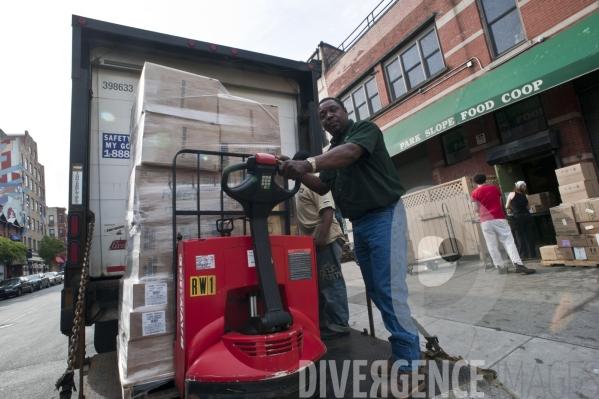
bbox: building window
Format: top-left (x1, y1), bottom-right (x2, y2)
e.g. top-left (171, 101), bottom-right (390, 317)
top-left (37, 220), bottom-right (40, 232)
top-left (59, 229), bottom-right (64, 237)
top-left (28, 145), bottom-right (32, 154)
top-left (342, 77), bottom-right (382, 122)
top-left (28, 237), bottom-right (31, 248)
top-left (495, 95), bottom-right (547, 143)
top-left (49, 215), bottom-right (54, 226)
top-left (33, 151), bottom-right (36, 160)
top-left (24, 158), bottom-right (28, 170)
top-left (385, 28), bottom-right (444, 101)
top-left (442, 127), bottom-right (471, 165)
top-left (59, 214), bottom-right (63, 224)
top-left (21, 153), bottom-right (24, 165)
top-left (50, 229), bottom-right (55, 237)
top-left (33, 239), bottom-right (36, 250)
top-left (26, 195), bottom-right (30, 208)
top-left (479, 0), bottom-right (525, 56)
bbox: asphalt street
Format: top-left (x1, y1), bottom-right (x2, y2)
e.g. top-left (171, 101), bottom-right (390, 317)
top-left (0, 283), bottom-right (94, 399)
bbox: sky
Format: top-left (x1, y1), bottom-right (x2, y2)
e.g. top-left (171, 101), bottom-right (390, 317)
top-left (0, 0), bottom-right (383, 209)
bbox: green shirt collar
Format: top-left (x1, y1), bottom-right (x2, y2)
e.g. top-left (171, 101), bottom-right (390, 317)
top-left (330, 119), bottom-right (354, 147)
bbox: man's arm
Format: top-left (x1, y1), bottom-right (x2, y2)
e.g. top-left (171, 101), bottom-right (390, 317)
top-left (316, 207), bottom-right (334, 252)
top-left (279, 143), bottom-right (365, 183)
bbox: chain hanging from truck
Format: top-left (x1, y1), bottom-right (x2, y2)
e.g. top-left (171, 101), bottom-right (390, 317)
top-left (55, 214), bottom-right (95, 399)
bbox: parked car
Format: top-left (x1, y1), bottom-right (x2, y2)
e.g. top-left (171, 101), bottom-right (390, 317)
top-left (0, 277), bottom-right (34, 298)
top-left (45, 272), bottom-right (63, 285)
top-left (26, 273), bottom-right (50, 290)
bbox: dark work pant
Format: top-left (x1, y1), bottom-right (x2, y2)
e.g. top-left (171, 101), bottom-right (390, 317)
top-left (514, 213), bottom-right (535, 258)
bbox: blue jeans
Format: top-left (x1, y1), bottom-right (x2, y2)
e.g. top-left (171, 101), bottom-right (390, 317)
top-left (352, 199), bottom-right (420, 370)
top-left (316, 238), bottom-right (350, 332)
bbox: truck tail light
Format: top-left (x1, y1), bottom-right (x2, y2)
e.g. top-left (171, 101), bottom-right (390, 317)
top-left (69, 242), bottom-right (80, 264)
top-left (69, 215), bottom-right (79, 236)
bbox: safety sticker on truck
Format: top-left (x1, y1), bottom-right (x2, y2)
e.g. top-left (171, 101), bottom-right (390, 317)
top-left (196, 255), bottom-right (215, 270)
top-left (102, 133), bottom-right (130, 159)
top-left (190, 276), bottom-right (216, 297)
top-left (247, 250), bottom-right (255, 267)
top-left (145, 283), bottom-right (168, 306)
top-left (142, 310), bottom-right (166, 336)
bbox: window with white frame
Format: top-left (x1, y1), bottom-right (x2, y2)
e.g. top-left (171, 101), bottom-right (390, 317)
top-left (50, 229), bottom-right (55, 237)
top-left (385, 27), bottom-right (444, 101)
top-left (342, 77), bottom-right (382, 122)
top-left (478, 0), bottom-right (525, 57)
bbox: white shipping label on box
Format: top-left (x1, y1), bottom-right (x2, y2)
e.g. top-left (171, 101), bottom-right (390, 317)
top-left (574, 247), bottom-right (587, 260)
top-left (142, 311), bottom-right (166, 336)
top-left (145, 283), bottom-right (168, 306)
top-left (247, 250), bottom-right (255, 267)
top-left (196, 255), bottom-right (215, 270)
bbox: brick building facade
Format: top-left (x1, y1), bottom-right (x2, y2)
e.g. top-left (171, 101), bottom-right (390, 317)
top-left (312, 0), bottom-right (599, 249)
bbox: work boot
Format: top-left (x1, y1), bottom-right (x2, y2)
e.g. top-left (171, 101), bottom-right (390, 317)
top-left (496, 266), bottom-right (507, 275)
top-left (376, 367), bottom-right (426, 398)
top-left (513, 263), bottom-right (536, 274)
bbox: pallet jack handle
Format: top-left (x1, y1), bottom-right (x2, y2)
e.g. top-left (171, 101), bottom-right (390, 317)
top-left (221, 153), bottom-right (300, 334)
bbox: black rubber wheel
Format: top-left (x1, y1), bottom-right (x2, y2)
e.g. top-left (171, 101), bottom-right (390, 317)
top-left (29, 286), bottom-right (34, 293)
top-left (17, 288), bottom-right (22, 297)
top-left (94, 320), bottom-right (118, 354)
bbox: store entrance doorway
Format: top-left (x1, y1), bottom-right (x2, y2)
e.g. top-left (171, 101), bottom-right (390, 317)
top-left (494, 153), bottom-right (559, 256)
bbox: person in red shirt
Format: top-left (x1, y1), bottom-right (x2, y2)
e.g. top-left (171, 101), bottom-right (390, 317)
top-left (470, 173), bottom-right (535, 274)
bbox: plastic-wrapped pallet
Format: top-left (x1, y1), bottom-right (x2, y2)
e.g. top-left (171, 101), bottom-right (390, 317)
top-left (119, 62), bottom-right (286, 389)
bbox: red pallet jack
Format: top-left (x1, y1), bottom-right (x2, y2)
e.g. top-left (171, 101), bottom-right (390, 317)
top-left (174, 153), bottom-right (326, 398)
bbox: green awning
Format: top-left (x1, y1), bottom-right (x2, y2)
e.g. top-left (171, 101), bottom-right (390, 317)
top-left (384, 11), bottom-right (599, 156)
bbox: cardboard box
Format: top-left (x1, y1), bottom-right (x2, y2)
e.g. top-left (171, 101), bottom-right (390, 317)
top-left (218, 95), bottom-right (281, 154)
top-left (555, 162), bottom-right (598, 186)
top-left (121, 279), bottom-right (174, 310)
top-left (127, 165), bottom-right (245, 226)
top-left (572, 198), bottom-right (599, 222)
top-left (121, 306), bottom-right (174, 341)
top-left (585, 246), bottom-right (599, 261)
top-left (579, 222), bottom-right (599, 234)
top-left (131, 112), bottom-right (222, 171)
top-left (587, 234), bottom-right (599, 246)
top-left (555, 235), bottom-right (588, 247)
top-left (559, 180), bottom-right (599, 203)
top-left (118, 331), bottom-right (174, 382)
top-left (527, 192), bottom-right (557, 213)
top-left (132, 62), bottom-right (220, 124)
top-left (540, 245), bottom-right (575, 261)
top-left (573, 247), bottom-right (587, 260)
top-left (549, 204), bottom-right (580, 235)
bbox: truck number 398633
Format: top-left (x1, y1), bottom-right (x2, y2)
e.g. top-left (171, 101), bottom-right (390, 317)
top-left (102, 81), bottom-right (134, 92)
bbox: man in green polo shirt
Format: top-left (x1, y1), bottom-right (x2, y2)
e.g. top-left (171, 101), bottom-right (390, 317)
top-left (279, 97), bottom-right (423, 398)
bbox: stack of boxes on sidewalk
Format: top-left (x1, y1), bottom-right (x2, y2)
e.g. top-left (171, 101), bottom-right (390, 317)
top-left (541, 162), bottom-right (599, 262)
top-left (118, 63), bottom-right (286, 387)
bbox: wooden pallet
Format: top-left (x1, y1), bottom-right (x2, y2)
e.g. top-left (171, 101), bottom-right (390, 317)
top-left (541, 260), bottom-right (599, 267)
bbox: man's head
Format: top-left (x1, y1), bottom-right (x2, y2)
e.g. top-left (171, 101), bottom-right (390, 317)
top-left (318, 97), bottom-right (349, 137)
top-left (473, 173), bottom-right (487, 185)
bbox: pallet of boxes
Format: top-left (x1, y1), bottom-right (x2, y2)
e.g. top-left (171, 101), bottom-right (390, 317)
top-left (542, 162), bottom-right (599, 267)
top-left (117, 63), bottom-right (289, 395)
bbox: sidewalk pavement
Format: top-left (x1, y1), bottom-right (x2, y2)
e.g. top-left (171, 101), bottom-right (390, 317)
top-left (342, 257), bottom-right (599, 399)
